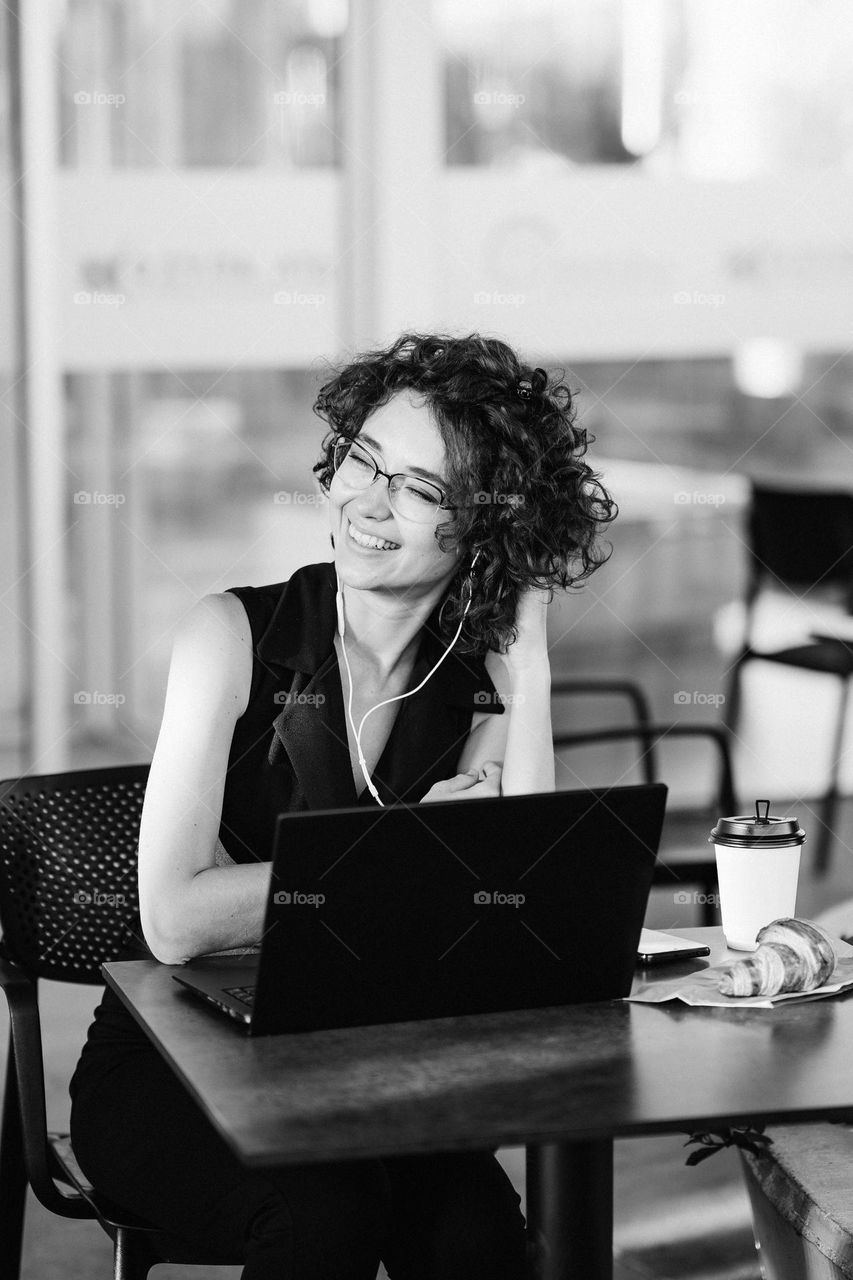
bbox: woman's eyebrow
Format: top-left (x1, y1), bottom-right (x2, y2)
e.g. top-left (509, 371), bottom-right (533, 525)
top-left (359, 433), bottom-right (448, 487)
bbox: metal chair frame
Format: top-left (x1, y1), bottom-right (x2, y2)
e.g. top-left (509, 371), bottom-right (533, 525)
top-left (553, 722), bottom-right (736, 927)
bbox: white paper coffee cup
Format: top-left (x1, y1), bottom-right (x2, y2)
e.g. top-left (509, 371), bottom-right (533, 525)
top-left (709, 801), bottom-right (806, 951)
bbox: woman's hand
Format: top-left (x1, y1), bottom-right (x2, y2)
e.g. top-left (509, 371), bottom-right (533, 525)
top-left (420, 760), bottom-right (502, 803)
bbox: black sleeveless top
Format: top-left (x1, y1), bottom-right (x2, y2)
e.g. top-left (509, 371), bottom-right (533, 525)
top-left (71, 562), bottom-right (502, 1076)
top-left (218, 561), bottom-right (503, 862)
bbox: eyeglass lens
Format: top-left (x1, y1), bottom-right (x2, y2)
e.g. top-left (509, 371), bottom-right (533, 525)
top-left (333, 438), bottom-right (445, 522)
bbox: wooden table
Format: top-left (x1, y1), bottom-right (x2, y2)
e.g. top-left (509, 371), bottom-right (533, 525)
top-left (103, 928), bottom-right (853, 1280)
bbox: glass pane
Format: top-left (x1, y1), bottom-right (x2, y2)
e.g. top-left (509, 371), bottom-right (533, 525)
top-left (439, 0), bottom-right (630, 167)
top-left (57, 0), bottom-right (346, 168)
top-left (667, 0), bottom-right (853, 178)
top-left (66, 369), bottom-right (332, 743)
top-left (439, 0), bottom-right (853, 176)
top-left (547, 351), bottom-right (853, 789)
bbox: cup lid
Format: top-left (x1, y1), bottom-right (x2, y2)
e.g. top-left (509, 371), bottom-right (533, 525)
top-left (709, 799), bottom-right (806, 847)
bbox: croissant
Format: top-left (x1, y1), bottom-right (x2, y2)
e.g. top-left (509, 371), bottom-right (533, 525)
top-left (717, 918), bottom-right (836, 998)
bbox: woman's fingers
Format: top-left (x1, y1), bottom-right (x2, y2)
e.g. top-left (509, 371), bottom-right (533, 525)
top-left (419, 763), bottom-right (503, 803)
top-left (471, 761), bottom-right (502, 798)
top-left (477, 760), bottom-right (502, 780)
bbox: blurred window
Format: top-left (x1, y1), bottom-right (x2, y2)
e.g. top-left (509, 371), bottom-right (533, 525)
top-left (66, 368), bottom-right (331, 740)
top-left (58, 0), bottom-right (346, 168)
top-left (55, 0), bottom-right (346, 753)
top-left (438, 0), bottom-right (853, 177)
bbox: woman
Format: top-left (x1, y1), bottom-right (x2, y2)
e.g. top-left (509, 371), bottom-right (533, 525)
top-left (69, 332), bottom-right (615, 1279)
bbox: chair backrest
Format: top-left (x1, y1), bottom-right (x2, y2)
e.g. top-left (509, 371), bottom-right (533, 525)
top-left (552, 723), bottom-right (736, 817)
top-left (0, 764), bottom-right (150, 983)
top-left (749, 484), bottom-right (853, 595)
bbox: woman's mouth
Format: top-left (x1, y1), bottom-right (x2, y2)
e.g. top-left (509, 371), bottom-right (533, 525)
top-left (346, 519), bottom-right (400, 551)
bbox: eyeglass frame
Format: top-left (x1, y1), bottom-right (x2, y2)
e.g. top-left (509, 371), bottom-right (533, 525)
top-left (331, 434), bottom-right (455, 517)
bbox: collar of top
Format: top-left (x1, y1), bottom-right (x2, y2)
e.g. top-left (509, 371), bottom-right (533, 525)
top-left (256, 560), bottom-right (500, 711)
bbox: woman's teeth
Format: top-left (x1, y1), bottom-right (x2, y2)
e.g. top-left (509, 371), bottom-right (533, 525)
top-left (347, 522), bottom-right (400, 551)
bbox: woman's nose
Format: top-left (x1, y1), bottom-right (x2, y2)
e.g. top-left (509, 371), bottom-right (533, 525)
top-left (350, 475), bottom-right (393, 519)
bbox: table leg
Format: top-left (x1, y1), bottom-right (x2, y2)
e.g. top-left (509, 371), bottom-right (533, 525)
top-left (525, 1139), bottom-right (613, 1280)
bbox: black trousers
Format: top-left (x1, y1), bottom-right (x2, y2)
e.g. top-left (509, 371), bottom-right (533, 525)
top-left (70, 1044), bottom-right (528, 1280)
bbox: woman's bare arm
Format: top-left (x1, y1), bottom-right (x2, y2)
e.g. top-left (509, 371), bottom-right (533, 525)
top-left (491, 654), bottom-right (554, 794)
top-left (138, 592), bottom-right (274, 965)
top-left (421, 589), bottom-right (556, 802)
top-left (495, 586), bottom-right (555, 794)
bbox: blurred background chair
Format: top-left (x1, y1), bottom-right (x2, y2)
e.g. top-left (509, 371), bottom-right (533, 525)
top-left (0, 763), bottom-right (242, 1280)
top-left (553, 718), bottom-right (736, 927)
top-left (550, 677), bottom-right (654, 737)
top-left (725, 483), bottom-right (853, 877)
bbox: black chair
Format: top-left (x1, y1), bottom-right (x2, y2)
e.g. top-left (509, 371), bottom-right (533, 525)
top-left (553, 722), bottom-right (736, 926)
top-left (0, 763), bottom-right (242, 1280)
top-left (725, 483), bottom-right (853, 875)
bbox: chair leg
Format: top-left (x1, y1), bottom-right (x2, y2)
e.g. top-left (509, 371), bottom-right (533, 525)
top-left (723, 651), bottom-right (748, 742)
top-left (815, 676), bottom-right (851, 878)
top-left (113, 1227), bottom-right (159, 1280)
top-left (0, 1039), bottom-right (27, 1280)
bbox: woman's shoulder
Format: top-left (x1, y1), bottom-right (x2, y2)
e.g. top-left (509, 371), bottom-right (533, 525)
top-left (223, 563), bottom-right (335, 644)
top-left (167, 593), bottom-right (254, 712)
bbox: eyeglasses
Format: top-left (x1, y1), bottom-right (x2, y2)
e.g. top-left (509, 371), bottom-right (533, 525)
top-left (332, 436), bottom-right (452, 524)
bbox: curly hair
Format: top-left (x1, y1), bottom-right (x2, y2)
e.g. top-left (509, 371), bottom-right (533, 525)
top-left (312, 332), bottom-right (616, 656)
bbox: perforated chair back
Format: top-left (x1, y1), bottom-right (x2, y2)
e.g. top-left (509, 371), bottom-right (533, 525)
top-left (0, 764), bottom-right (150, 983)
top-left (749, 485), bottom-right (853, 594)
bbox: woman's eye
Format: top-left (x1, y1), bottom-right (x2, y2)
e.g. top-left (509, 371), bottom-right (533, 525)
top-left (405, 484), bottom-right (440, 505)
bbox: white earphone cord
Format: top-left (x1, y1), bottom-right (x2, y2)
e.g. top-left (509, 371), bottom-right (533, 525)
top-left (336, 556), bottom-right (479, 806)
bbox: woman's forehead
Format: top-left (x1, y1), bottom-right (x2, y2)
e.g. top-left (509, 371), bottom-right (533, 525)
top-left (361, 392), bottom-right (447, 470)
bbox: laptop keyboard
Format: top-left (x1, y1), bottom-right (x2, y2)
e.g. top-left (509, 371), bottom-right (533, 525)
top-left (224, 985), bottom-right (256, 1008)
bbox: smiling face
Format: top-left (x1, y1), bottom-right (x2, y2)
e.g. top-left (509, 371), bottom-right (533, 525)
top-left (328, 390), bottom-right (462, 605)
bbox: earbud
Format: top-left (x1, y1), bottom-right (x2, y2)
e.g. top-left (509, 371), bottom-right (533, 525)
top-left (336, 581), bottom-right (346, 637)
top-left (462, 549), bottom-right (482, 615)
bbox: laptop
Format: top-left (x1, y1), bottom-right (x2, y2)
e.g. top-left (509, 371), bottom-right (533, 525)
top-left (173, 783), bottom-right (667, 1035)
